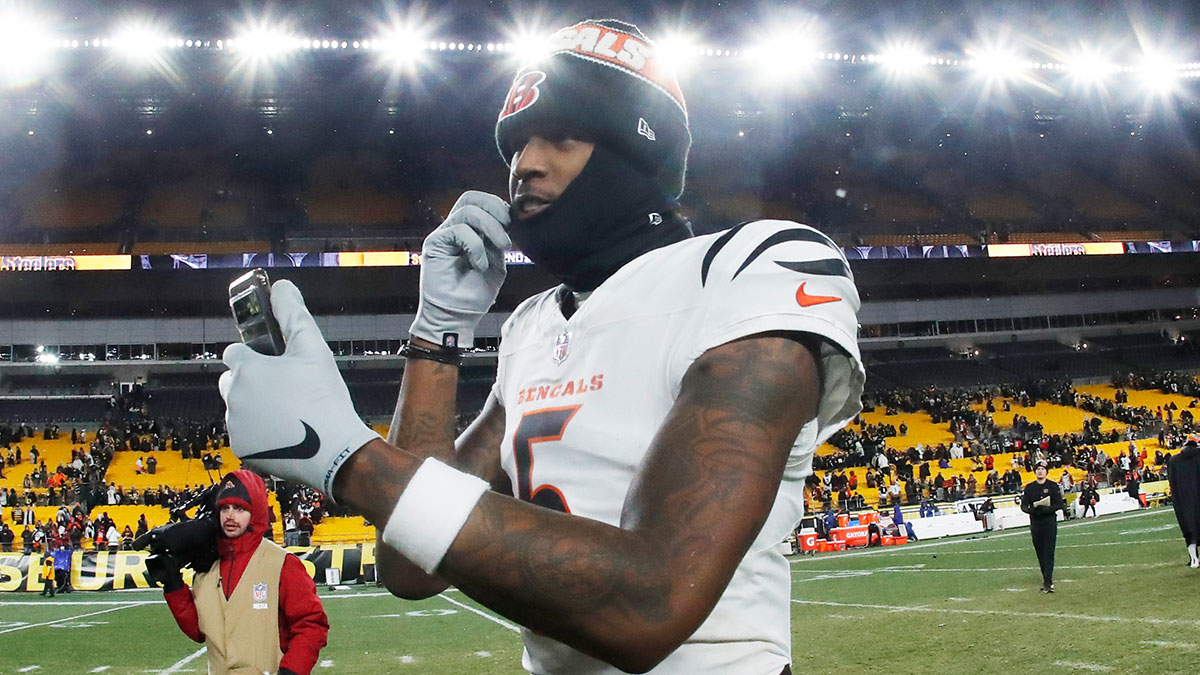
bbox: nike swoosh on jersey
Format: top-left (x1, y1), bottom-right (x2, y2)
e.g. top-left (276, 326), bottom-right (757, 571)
top-left (241, 421), bottom-right (320, 460)
top-left (795, 282), bottom-right (842, 307)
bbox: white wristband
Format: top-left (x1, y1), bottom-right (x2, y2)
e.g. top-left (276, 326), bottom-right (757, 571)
top-left (381, 457), bottom-right (489, 574)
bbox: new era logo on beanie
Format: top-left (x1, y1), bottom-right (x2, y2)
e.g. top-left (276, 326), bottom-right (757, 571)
top-left (496, 19), bottom-right (691, 198)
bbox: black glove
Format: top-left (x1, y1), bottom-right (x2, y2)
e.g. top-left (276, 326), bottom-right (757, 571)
top-left (145, 552), bottom-right (184, 593)
top-left (279, 669), bottom-right (298, 675)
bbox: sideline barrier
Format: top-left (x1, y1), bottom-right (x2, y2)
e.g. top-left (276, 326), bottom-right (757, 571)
top-left (907, 512), bottom-right (984, 540)
top-left (0, 542), bottom-right (380, 592)
top-left (1071, 490), bottom-right (1142, 519)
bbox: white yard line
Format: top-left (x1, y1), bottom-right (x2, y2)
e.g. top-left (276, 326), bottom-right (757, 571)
top-left (1140, 640), bottom-right (1197, 648)
top-left (316, 591), bottom-right (398, 599)
top-left (917, 538), bottom-right (1176, 555)
top-left (793, 561), bottom-right (1172, 576)
top-left (790, 509), bottom-right (1173, 563)
top-left (0, 599), bottom-right (162, 606)
top-left (1053, 660), bottom-right (1112, 671)
top-left (160, 647), bottom-right (207, 675)
top-left (0, 603), bottom-right (152, 634)
top-left (438, 593), bottom-right (521, 633)
top-left (792, 598), bottom-right (1200, 627)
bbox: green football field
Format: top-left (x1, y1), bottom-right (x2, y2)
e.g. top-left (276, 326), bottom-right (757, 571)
top-left (0, 507), bottom-right (1195, 674)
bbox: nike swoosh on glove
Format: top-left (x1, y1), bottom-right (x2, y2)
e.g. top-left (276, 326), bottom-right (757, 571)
top-left (219, 280), bottom-right (380, 498)
top-left (409, 191), bottom-right (511, 349)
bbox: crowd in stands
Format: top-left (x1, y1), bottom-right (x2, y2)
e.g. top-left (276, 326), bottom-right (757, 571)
top-left (809, 372), bottom-right (1198, 511)
top-left (0, 501), bottom-right (150, 556)
top-left (5, 367), bottom-right (1198, 559)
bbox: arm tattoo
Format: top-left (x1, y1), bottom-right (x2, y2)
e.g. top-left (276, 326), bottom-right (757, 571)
top-left (439, 335), bottom-right (820, 656)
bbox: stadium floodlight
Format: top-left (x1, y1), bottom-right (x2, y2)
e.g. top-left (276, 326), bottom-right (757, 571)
top-left (366, 7), bottom-right (438, 84)
top-left (1138, 51), bottom-right (1181, 95)
top-left (654, 30), bottom-right (702, 76)
top-left (969, 47), bottom-right (1025, 81)
top-left (111, 24), bottom-right (172, 63)
top-left (508, 28), bottom-right (551, 66)
top-left (744, 23), bottom-right (823, 84)
top-left (0, 8), bottom-right (56, 87)
top-left (375, 26), bottom-right (428, 66)
top-left (226, 15), bottom-right (303, 88)
top-left (878, 39), bottom-right (930, 78)
top-left (228, 20), bottom-right (299, 62)
top-left (1066, 45), bottom-right (1116, 86)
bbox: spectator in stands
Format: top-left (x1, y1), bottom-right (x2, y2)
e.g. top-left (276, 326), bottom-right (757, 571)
top-left (284, 513), bottom-right (299, 547)
top-left (121, 525), bottom-right (135, 550)
top-left (1059, 469), bottom-right (1074, 494)
top-left (0, 522), bottom-right (13, 551)
top-left (888, 479), bottom-right (902, 506)
top-left (147, 454), bottom-right (157, 475)
top-left (135, 514), bottom-right (149, 540)
top-left (21, 526), bottom-right (32, 554)
top-left (297, 514), bottom-right (314, 546)
top-left (1021, 460), bottom-right (1068, 593)
top-left (106, 523), bottom-right (119, 553)
top-left (150, 470), bottom-right (329, 675)
top-left (135, 457), bottom-right (146, 474)
top-left (1167, 434), bottom-right (1200, 568)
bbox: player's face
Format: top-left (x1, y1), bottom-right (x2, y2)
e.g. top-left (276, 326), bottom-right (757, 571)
top-left (509, 134), bottom-right (595, 221)
top-left (220, 503), bottom-right (252, 538)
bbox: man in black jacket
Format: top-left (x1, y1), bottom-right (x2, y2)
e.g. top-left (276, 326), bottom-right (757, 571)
top-left (1021, 460), bottom-right (1068, 592)
top-left (1167, 434), bottom-right (1200, 568)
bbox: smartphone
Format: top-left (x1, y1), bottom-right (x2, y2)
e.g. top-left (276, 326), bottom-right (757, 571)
top-left (228, 268), bottom-right (286, 356)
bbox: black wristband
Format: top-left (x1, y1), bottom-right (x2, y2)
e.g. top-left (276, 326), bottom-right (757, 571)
top-left (400, 341), bottom-right (462, 367)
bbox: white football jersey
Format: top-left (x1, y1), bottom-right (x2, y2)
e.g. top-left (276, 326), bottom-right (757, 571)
top-left (493, 220), bottom-right (865, 674)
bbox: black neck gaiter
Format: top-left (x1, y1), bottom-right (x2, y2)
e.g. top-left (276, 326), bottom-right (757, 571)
top-left (507, 145), bottom-right (692, 292)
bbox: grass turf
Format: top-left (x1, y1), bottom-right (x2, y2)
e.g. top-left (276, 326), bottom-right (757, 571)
top-left (0, 508), bottom-right (1194, 673)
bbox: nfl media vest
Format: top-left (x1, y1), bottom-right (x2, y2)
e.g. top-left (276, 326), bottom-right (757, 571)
top-left (192, 539), bottom-right (288, 675)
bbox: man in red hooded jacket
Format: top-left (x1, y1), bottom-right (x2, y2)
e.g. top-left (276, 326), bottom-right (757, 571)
top-left (159, 470), bottom-right (328, 675)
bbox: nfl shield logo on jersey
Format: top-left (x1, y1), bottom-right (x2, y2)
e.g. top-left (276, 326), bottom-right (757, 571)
top-left (253, 583), bottom-right (267, 602)
top-left (553, 331), bottom-right (571, 365)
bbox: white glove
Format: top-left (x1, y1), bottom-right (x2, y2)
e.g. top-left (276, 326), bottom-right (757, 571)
top-left (409, 191), bottom-right (511, 349)
top-left (219, 280), bottom-right (380, 498)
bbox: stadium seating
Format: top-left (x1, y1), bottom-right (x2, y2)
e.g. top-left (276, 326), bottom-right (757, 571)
top-left (309, 516), bottom-right (375, 545)
top-left (104, 446), bottom-right (240, 489)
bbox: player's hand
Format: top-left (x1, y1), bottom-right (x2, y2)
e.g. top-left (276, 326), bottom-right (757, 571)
top-left (220, 280), bottom-right (380, 497)
top-left (409, 191), bottom-right (511, 349)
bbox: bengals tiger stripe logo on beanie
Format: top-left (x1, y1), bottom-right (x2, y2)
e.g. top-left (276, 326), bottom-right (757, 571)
top-left (495, 19), bottom-right (691, 198)
top-left (216, 472), bottom-right (252, 512)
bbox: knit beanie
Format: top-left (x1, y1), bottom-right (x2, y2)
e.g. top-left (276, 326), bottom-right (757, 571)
top-left (216, 472), bottom-right (252, 512)
top-left (495, 19), bottom-right (691, 198)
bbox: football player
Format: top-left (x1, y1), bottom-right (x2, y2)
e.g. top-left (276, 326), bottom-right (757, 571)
top-left (220, 19), bottom-right (864, 674)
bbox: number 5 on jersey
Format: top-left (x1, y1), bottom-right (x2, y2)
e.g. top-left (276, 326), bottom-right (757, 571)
top-left (513, 405), bottom-right (579, 514)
